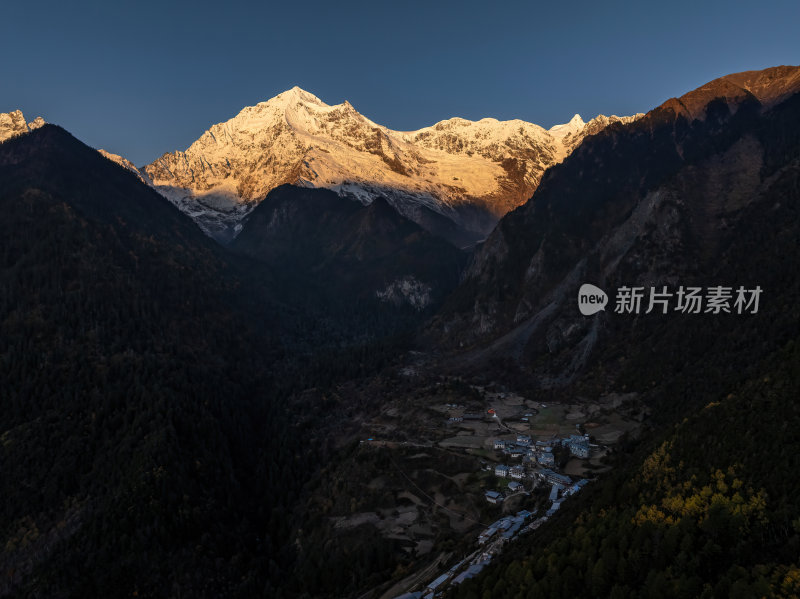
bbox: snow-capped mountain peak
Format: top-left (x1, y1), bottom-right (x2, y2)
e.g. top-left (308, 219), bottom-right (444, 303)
top-left (143, 89), bottom-right (642, 244)
top-left (0, 110), bottom-right (46, 143)
top-left (548, 113), bottom-right (585, 139)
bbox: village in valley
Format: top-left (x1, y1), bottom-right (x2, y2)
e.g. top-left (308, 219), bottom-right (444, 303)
top-left (393, 398), bottom-right (602, 598)
top-left (338, 380), bottom-right (646, 599)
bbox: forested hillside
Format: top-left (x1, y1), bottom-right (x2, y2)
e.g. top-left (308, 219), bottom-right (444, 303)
top-left (440, 67), bottom-right (800, 599)
top-left (0, 126), bottom-right (415, 597)
top-left (450, 339), bottom-right (800, 598)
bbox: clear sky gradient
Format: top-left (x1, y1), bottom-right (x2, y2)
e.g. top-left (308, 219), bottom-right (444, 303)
top-left (2, 0), bottom-right (798, 165)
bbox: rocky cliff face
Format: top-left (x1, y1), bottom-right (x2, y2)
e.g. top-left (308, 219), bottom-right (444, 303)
top-left (428, 65), bottom-right (800, 386)
top-left (143, 88), bottom-right (640, 244)
top-left (0, 111), bottom-right (45, 142)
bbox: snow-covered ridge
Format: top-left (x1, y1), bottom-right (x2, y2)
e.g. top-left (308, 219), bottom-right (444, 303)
top-left (98, 149), bottom-right (153, 185)
top-left (142, 89), bottom-right (642, 244)
top-left (0, 110), bottom-right (45, 143)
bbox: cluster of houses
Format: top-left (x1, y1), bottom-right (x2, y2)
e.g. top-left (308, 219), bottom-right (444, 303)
top-left (484, 433), bottom-right (593, 505)
top-left (405, 558), bottom-right (492, 599)
top-left (493, 464), bottom-right (526, 479)
top-left (398, 510), bottom-right (536, 598)
top-left (561, 433), bottom-right (591, 458)
top-left (483, 477), bottom-right (525, 504)
top-left (494, 433), bottom-right (590, 462)
top-left (396, 431), bottom-right (595, 599)
top-left (477, 510), bottom-right (534, 545)
top-left (543, 478), bottom-right (590, 516)
top-left (406, 484), bottom-right (592, 597)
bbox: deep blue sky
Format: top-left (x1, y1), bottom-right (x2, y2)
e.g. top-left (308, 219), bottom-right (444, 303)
top-left (3, 0), bottom-right (798, 166)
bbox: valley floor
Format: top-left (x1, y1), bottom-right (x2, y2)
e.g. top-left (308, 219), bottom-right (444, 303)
top-left (290, 359), bottom-right (646, 598)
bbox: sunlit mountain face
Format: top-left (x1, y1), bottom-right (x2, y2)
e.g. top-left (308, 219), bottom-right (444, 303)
top-left (142, 87), bottom-right (641, 245)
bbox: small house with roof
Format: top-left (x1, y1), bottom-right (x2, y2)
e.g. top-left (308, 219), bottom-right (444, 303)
top-left (506, 446), bottom-right (525, 459)
top-left (537, 452), bottom-right (555, 467)
top-left (485, 490), bottom-right (504, 504)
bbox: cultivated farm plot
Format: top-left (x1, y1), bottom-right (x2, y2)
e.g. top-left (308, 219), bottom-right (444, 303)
top-left (439, 436), bottom-right (487, 449)
top-left (585, 412), bottom-right (641, 444)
